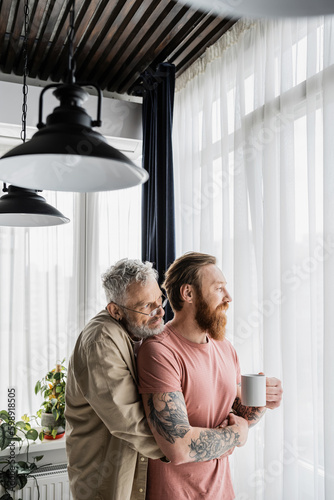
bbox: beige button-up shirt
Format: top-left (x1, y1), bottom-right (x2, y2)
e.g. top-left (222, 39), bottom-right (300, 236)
top-left (65, 309), bottom-right (163, 500)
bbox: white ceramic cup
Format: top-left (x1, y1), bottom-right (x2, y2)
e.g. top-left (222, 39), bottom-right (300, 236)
top-left (241, 374), bottom-right (266, 407)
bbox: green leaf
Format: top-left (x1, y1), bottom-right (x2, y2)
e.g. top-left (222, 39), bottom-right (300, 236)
top-left (56, 385), bottom-right (62, 393)
top-left (15, 421), bottom-right (26, 430)
top-left (39, 431), bottom-right (44, 442)
top-left (17, 460), bottom-right (29, 468)
top-left (0, 424), bottom-right (15, 450)
top-left (34, 380), bottom-right (41, 395)
top-left (53, 372), bottom-right (61, 380)
top-left (51, 428), bottom-right (58, 439)
top-left (26, 429), bottom-right (38, 441)
top-left (15, 474), bottom-right (27, 489)
top-left (33, 455), bottom-right (43, 462)
top-left (0, 410), bottom-right (9, 422)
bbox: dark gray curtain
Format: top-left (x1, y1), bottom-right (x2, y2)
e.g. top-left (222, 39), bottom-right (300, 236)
top-left (140, 62), bottom-right (176, 321)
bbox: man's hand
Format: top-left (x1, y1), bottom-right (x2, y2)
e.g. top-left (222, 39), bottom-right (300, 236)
top-left (227, 413), bottom-right (249, 447)
top-left (263, 375), bottom-right (283, 409)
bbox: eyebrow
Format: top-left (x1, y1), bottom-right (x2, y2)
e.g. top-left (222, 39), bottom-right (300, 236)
top-left (132, 293), bottom-right (163, 309)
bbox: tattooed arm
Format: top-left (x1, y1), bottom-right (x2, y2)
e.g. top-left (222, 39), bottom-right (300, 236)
top-left (141, 391), bottom-right (249, 465)
top-left (232, 377), bottom-right (283, 427)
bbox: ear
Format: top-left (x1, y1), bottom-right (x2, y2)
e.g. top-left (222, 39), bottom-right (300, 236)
top-left (179, 284), bottom-right (194, 304)
top-left (107, 303), bottom-right (123, 321)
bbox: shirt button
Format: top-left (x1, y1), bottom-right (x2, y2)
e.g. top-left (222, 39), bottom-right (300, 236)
top-left (139, 488), bottom-right (144, 493)
top-left (140, 457), bottom-right (145, 462)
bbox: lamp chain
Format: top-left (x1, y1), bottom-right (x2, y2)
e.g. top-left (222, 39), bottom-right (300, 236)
top-left (21, 0), bottom-right (30, 144)
top-left (67, 0), bottom-right (76, 83)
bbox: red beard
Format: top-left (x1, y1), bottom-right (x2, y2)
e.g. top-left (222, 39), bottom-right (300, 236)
top-left (194, 292), bottom-right (228, 341)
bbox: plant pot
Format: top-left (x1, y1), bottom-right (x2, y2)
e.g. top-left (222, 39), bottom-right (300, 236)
top-left (40, 412), bottom-right (65, 439)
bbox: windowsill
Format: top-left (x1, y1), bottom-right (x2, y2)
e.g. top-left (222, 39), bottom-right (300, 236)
top-left (0, 430), bottom-right (66, 453)
top-left (0, 430), bottom-right (67, 467)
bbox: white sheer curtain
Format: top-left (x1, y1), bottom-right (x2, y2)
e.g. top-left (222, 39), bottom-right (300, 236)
top-left (173, 16), bottom-right (334, 500)
top-left (0, 186), bottom-right (142, 420)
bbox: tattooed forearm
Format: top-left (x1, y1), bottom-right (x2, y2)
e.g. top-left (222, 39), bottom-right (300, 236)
top-left (147, 392), bottom-right (190, 443)
top-left (189, 427), bottom-right (241, 462)
top-left (232, 396), bottom-right (266, 427)
top-left (145, 391), bottom-right (247, 464)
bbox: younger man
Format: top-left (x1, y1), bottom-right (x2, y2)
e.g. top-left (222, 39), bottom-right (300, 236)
top-left (138, 252), bottom-right (282, 500)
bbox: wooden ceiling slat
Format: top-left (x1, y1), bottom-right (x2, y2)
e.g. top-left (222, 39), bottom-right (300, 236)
top-left (28, 0), bottom-right (68, 78)
top-left (3, 0), bottom-right (25, 74)
top-left (73, 0), bottom-right (140, 81)
top-left (66, 0), bottom-right (111, 64)
top-left (89, 0), bottom-right (171, 88)
top-left (37, 0), bottom-right (72, 80)
top-left (108, 1), bottom-right (190, 93)
top-left (16, 0), bottom-right (46, 74)
top-left (39, 0), bottom-right (88, 82)
top-left (0, 0), bottom-right (18, 71)
top-left (51, 0), bottom-right (115, 82)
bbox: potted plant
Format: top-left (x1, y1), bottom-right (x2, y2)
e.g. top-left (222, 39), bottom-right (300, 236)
top-left (34, 360), bottom-right (67, 440)
top-left (0, 410), bottom-right (44, 500)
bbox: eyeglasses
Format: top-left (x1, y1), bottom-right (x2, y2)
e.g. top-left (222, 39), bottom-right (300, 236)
top-left (114, 295), bottom-right (168, 318)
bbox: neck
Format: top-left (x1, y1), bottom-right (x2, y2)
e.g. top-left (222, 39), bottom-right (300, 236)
top-left (169, 314), bottom-right (207, 344)
top-left (128, 332), bottom-right (142, 342)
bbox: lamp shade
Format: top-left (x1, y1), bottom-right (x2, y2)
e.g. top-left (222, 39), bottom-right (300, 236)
top-left (0, 185), bottom-right (70, 227)
top-left (0, 85), bottom-right (149, 193)
top-left (177, 0), bottom-right (334, 17)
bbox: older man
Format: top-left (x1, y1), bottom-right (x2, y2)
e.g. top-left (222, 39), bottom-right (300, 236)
top-left (138, 252), bottom-right (283, 500)
top-left (65, 259), bottom-right (165, 500)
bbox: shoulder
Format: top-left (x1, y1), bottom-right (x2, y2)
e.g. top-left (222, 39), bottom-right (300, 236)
top-left (78, 309), bottom-right (130, 349)
top-left (70, 311), bottom-right (135, 376)
top-left (139, 326), bottom-right (180, 355)
top-left (137, 327), bottom-right (181, 365)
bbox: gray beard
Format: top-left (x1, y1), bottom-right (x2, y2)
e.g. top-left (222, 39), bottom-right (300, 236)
top-left (122, 315), bottom-right (165, 339)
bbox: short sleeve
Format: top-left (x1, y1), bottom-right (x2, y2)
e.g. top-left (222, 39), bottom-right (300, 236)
top-left (137, 339), bottom-right (182, 394)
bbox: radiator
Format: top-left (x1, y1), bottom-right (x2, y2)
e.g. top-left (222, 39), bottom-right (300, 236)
top-left (11, 463), bottom-right (73, 500)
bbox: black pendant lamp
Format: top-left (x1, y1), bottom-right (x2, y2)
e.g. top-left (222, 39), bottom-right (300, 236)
top-left (0, 185), bottom-right (70, 227)
top-left (0, 0), bottom-right (69, 227)
top-left (0, 0), bottom-right (148, 193)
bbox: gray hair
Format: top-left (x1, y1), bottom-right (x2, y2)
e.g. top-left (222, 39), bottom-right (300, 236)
top-left (101, 258), bottom-right (158, 304)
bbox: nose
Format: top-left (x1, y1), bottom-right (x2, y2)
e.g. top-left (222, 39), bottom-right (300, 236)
top-left (156, 304), bottom-right (165, 317)
top-left (224, 288), bottom-right (232, 303)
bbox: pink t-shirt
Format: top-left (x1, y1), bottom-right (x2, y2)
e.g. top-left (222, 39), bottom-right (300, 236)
top-left (137, 323), bottom-right (241, 500)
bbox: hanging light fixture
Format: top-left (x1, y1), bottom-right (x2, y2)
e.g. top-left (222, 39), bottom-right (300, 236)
top-left (0, 0), bottom-right (148, 193)
top-left (0, 185), bottom-right (70, 227)
top-left (175, 0), bottom-right (334, 17)
top-left (0, 0), bottom-right (69, 227)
